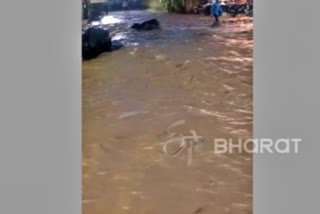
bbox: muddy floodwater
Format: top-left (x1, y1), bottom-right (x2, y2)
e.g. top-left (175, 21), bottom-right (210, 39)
top-left (83, 10), bottom-right (253, 214)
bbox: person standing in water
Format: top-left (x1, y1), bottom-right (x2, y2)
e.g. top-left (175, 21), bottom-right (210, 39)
top-left (211, 0), bottom-right (223, 26)
top-left (123, 0), bottom-right (129, 14)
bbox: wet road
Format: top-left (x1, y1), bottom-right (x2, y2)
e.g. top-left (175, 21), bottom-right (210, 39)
top-left (83, 10), bottom-right (253, 214)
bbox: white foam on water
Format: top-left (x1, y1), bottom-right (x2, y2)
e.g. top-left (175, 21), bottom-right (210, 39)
top-left (119, 111), bottom-right (148, 119)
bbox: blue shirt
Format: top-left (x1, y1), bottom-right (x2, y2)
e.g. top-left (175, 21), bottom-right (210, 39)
top-left (211, 2), bottom-right (222, 16)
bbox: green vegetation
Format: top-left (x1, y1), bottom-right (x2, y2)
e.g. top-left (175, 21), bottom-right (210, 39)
top-left (161, 0), bottom-right (185, 12)
top-left (147, 0), bottom-right (165, 11)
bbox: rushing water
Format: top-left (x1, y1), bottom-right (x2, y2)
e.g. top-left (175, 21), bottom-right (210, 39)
top-left (83, 10), bottom-right (253, 214)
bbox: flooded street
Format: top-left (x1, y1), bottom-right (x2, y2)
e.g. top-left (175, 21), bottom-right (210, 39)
top-left (83, 10), bottom-right (253, 214)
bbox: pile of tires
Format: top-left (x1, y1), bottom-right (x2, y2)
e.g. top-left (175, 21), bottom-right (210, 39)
top-left (228, 4), bottom-right (245, 17)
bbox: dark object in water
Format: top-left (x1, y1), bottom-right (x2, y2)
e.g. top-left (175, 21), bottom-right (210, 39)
top-left (82, 27), bottom-right (112, 59)
top-left (131, 19), bottom-right (160, 31)
top-left (90, 8), bottom-right (107, 21)
top-left (229, 4), bottom-right (253, 17)
top-left (110, 40), bottom-right (123, 51)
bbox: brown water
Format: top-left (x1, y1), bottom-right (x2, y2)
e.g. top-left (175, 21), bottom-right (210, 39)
top-left (83, 10), bottom-right (253, 214)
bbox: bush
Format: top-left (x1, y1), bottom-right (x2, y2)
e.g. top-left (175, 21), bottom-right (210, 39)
top-left (161, 0), bottom-right (185, 12)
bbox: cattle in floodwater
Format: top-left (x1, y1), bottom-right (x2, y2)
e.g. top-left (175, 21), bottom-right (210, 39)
top-left (131, 19), bottom-right (160, 31)
top-left (82, 27), bottom-right (112, 59)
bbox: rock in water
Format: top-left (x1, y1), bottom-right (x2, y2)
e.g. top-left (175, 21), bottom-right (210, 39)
top-left (82, 27), bottom-right (112, 59)
top-left (131, 19), bottom-right (160, 31)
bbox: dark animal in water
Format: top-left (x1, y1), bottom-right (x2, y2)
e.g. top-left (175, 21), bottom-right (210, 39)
top-left (131, 19), bottom-right (160, 31)
top-left (82, 27), bottom-right (112, 59)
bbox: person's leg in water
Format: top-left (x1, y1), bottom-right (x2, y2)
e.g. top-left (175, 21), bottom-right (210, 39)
top-left (211, 14), bottom-right (219, 26)
top-left (214, 14), bottom-right (219, 24)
